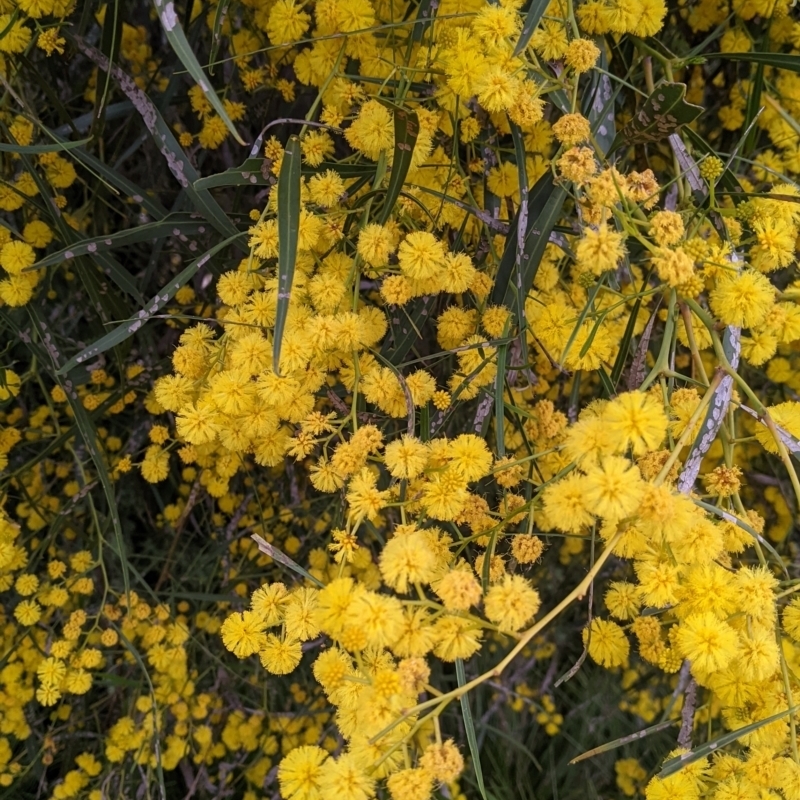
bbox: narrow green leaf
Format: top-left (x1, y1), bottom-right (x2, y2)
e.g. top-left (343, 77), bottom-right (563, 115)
top-left (570, 719), bottom-right (678, 764)
top-left (508, 120), bottom-right (530, 367)
top-left (410, 0), bottom-right (437, 45)
top-left (610, 282), bottom-right (642, 387)
top-left (92, 0), bottom-right (122, 138)
top-left (513, 0), bottom-right (550, 57)
top-left (208, 0), bottom-right (232, 74)
top-left (742, 61), bottom-right (764, 156)
top-left (658, 704), bottom-right (800, 780)
top-left (26, 308), bottom-right (131, 605)
top-left (379, 108), bottom-right (419, 225)
top-left (73, 37), bottom-right (244, 248)
top-left (194, 158), bottom-right (271, 190)
top-left (151, 0), bottom-right (245, 144)
top-left (31, 215), bottom-right (211, 269)
top-left (677, 326), bottom-right (739, 493)
top-left (490, 172), bottom-right (560, 307)
top-left (0, 137), bottom-right (91, 154)
top-left (380, 295), bottom-right (437, 365)
top-left (611, 82), bottom-right (703, 150)
top-left (501, 180), bottom-right (568, 311)
top-left (56, 233), bottom-right (243, 376)
top-left (251, 534), bottom-right (324, 587)
top-left (585, 42), bottom-right (618, 156)
top-left (274, 136), bottom-right (302, 376)
top-left (707, 51), bottom-right (800, 74)
top-left (456, 659), bottom-right (488, 800)
top-left (495, 339), bottom-right (508, 459)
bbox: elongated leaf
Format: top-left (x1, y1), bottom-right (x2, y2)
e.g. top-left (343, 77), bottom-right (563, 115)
top-left (658, 704), bottom-right (800, 780)
top-left (0, 137), bottom-right (91, 154)
top-left (274, 137), bottom-right (302, 376)
top-left (73, 38), bottom-right (244, 247)
top-left (54, 101), bottom-right (133, 136)
top-left (513, 0), bottom-right (550, 57)
top-left (194, 158), bottom-right (272, 190)
top-left (611, 83), bottom-right (703, 150)
top-left (585, 41), bottom-right (617, 156)
top-left (570, 719), bottom-right (678, 764)
top-left (26, 308), bottom-right (131, 604)
top-left (251, 534), bottom-right (324, 588)
top-left (56, 233), bottom-right (243, 376)
top-left (208, 0), bottom-right (232, 74)
top-left (456, 659), bottom-right (488, 800)
top-left (677, 325), bottom-right (740, 493)
top-left (707, 51), bottom-right (800, 74)
top-left (508, 120), bottom-right (530, 367)
top-left (490, 172), bottom-right (557, 307)
top-left (494, 175), bottom-right (569, 311)
top-left (379, 108), bottom-right (418, 225)
top-left (92, 0), bottom-right (122, 138)
top-left (32, 215), bottom-right (211, 269)
top-left (742, 61), bottom-right (764, 156)
top-left (410, 0), bottom-right (437, 45)
top-left (151, 0), bottom-right (244, 144)
top-left (380, 294), bottom-right (437, 365)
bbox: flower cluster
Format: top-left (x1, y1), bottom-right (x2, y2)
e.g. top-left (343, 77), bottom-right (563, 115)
top-left (3, 0), bottom-right (800, 798)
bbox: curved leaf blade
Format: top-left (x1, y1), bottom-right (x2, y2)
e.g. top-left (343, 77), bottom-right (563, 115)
top-left (513, 0), bottom-right (550, 57)
top-left (379, 108), bottom-right (418, 225)
top-left (274, 136), bottom-right (302, 376)
top-left (56, 233), bottom-right (243, 376)
top-left (151, 0), bottom-right (245, 145)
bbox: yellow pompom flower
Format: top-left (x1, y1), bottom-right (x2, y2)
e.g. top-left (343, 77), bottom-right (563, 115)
top-left (278, 745), bottom-right (329, 800)
top-left (603, 391), bottom-right (668, 456)
top-left (484, 574), bottom-right (541, 633)
top-left (0, 240), bottom-right (36, 275)
top-left (379, 526), bottom-right (438, 593)
top-left (397, 231), bottom-right (446, 281)
top-left (574, 225), bottom-right (627, 276)
top-left (709, 270), bottom-right (776, 329)
top-left (676, 612), bottom-right (739, 675)
top-left (582, 456), bottom-right (644, 522)
top-left (265, 0), bottom-right (311, 45)
top-left (220, 610), bottom-right (267, 658)
top-left (259, 634), bottom-right (302, 675)
top-left (584, 618), bottom-right (630, 668)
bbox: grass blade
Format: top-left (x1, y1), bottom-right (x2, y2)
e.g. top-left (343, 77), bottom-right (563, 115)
top-left (151, 0), bottom-right (245, 144)
top-left (456, 658), bottom-right (488, 800)
top-left (56, 233), bottom-right (243, 376)
top-left (274, 136), bottom-right (302, 376)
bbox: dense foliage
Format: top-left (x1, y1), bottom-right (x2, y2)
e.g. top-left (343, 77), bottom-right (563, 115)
top-left (2, 0), bottom-right (800, 798)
